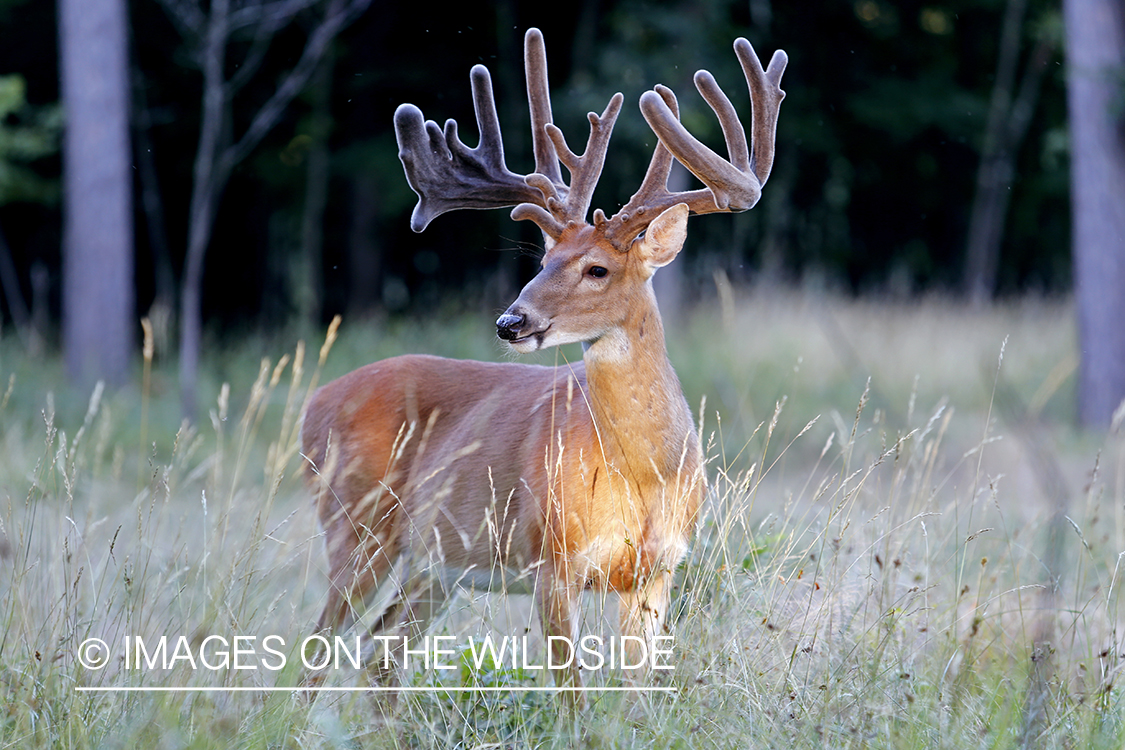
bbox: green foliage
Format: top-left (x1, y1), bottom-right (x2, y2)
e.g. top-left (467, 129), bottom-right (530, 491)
top-left (0, 74), bottom-right (60, 206)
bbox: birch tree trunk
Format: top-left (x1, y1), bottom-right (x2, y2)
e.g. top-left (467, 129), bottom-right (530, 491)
top-left (1065, 0), bottom-right (1125, 429)
top-left (58, 0), bottom-right (134, 386)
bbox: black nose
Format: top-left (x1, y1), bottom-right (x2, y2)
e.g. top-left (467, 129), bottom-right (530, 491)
top-left (496, 312), bottom-right (525, 341)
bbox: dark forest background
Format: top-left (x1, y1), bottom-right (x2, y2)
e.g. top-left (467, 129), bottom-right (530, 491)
top-left (0, 0), bottom-right (1070, 318)
top-left (3, 0), bottom-right (1122, 424)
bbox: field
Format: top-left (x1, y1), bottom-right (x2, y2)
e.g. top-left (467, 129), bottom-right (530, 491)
top-left (1, 288), bottom-right (1123, 748)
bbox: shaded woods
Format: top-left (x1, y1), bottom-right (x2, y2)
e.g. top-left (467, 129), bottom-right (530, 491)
top-left (0, 0), bottom-right (1122, 424)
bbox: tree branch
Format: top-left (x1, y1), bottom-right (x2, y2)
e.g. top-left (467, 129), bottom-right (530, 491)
top-left (219, 0), bottom-right (370, 172)
top-left (228, 0), bottom-right (321, 34)
top-left (225, 23), bottom-right (278, 95)
top-left (155, 0), bottom-right (206, 46)
top-left (0, 223), bottom-right (31, 345)
top-left (225, 0), bottom-right (321, 96)
top-left (1005, 36), bottom-right (1055, 149)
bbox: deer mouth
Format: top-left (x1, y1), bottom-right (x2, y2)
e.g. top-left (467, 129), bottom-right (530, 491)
top-left (507, 324), bottom-right (551, 350)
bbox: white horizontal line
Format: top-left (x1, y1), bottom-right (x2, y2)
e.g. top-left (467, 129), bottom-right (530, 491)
top-left (75, 686), bottom-right (675, 693)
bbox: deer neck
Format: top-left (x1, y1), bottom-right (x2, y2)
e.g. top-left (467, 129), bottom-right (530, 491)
top-left (581, 283), bottom-right (694, 480)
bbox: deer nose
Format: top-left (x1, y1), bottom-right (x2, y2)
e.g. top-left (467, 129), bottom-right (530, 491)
top-left (496, 312), bottom-right (525, 341)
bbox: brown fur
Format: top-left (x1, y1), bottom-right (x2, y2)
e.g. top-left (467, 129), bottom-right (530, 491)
top-left (301, 206), bottom-right (705, 696)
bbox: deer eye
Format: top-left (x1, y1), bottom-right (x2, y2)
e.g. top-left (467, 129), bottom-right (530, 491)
top-left (586, 265), bottom-right (608, 279)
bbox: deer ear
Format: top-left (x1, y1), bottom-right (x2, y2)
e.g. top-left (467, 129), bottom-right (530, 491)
top-left (637, 203), bottom-right (689, 269)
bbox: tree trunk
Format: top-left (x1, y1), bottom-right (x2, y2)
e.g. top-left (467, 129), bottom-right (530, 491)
top-left (179, 0), bottom-right (229, 417)
top-left (347, 173), bottom-right (382, 313)
top-left (964, 0), bottom-right (1027, 303)
top-left (58, 0), bottom-right (134, 387)
top-left (964, 0), bottom-right (1054, 304)
top-left (297, 52), bottom-right (334, 323)
top-left (0, 225), bottom-right (31, 344)
top-left (1065, 0), bottom-right (1125, 429)
top-left (170, 0), bottom-right (369, 418)
top-left (132, 67), bottom-right (177, 318)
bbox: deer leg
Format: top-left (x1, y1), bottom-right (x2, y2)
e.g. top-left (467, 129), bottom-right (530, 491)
top-left (318, 524), bottom-right (399, 628)
top-left (364, 575), bottom-right (450, 683)
top-left (618, 571), bottom-right (672, 677)
top-left (340, 576), bottom-right (449, 717)
top-left (535, 572), bottom-right (584, 708)
top-left (304, 523), bottom-right (397, 695)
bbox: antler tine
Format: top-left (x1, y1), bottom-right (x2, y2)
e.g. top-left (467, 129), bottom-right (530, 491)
top-left (544, 94), bottom-right (624, 225)
top-left (523, 28), bottom-right (564, 189)
top-left (516, 29), bottom-right (624, 235)
top-left (737, 42), bottom-right (788, 186)
top-left (512, 28), bottom-right (570, 238)
top-left (394, 63), bottom-right (542, 233)
top-left (693, 68), bottom-right (750, 175)
top-left (631, 38), bottom-right (787, 221)
top-left (634, 85), bottom-right (680, 198)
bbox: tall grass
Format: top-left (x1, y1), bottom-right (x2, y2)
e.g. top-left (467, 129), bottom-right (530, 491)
top-left (0, 291), bottom-right (1122, 748)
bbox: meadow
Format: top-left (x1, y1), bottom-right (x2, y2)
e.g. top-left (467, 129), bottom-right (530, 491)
top-left (1, 287), bottom-right (1122, 748)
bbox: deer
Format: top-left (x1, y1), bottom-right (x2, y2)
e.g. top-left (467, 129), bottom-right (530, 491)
top-left (300, 28), bottom-right (786, 700)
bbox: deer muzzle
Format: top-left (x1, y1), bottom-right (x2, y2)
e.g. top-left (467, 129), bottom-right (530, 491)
top-left (496, 306), bottom-right (551, 350)
top-left (495, 312), bottom-right (527, 341)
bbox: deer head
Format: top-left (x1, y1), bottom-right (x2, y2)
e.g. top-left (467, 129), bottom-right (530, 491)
top-left (394, 28), bottom-right (786, 353)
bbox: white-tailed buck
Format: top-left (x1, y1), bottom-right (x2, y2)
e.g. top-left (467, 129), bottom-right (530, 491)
top-left (302, 28), bottom-right (786, 697)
